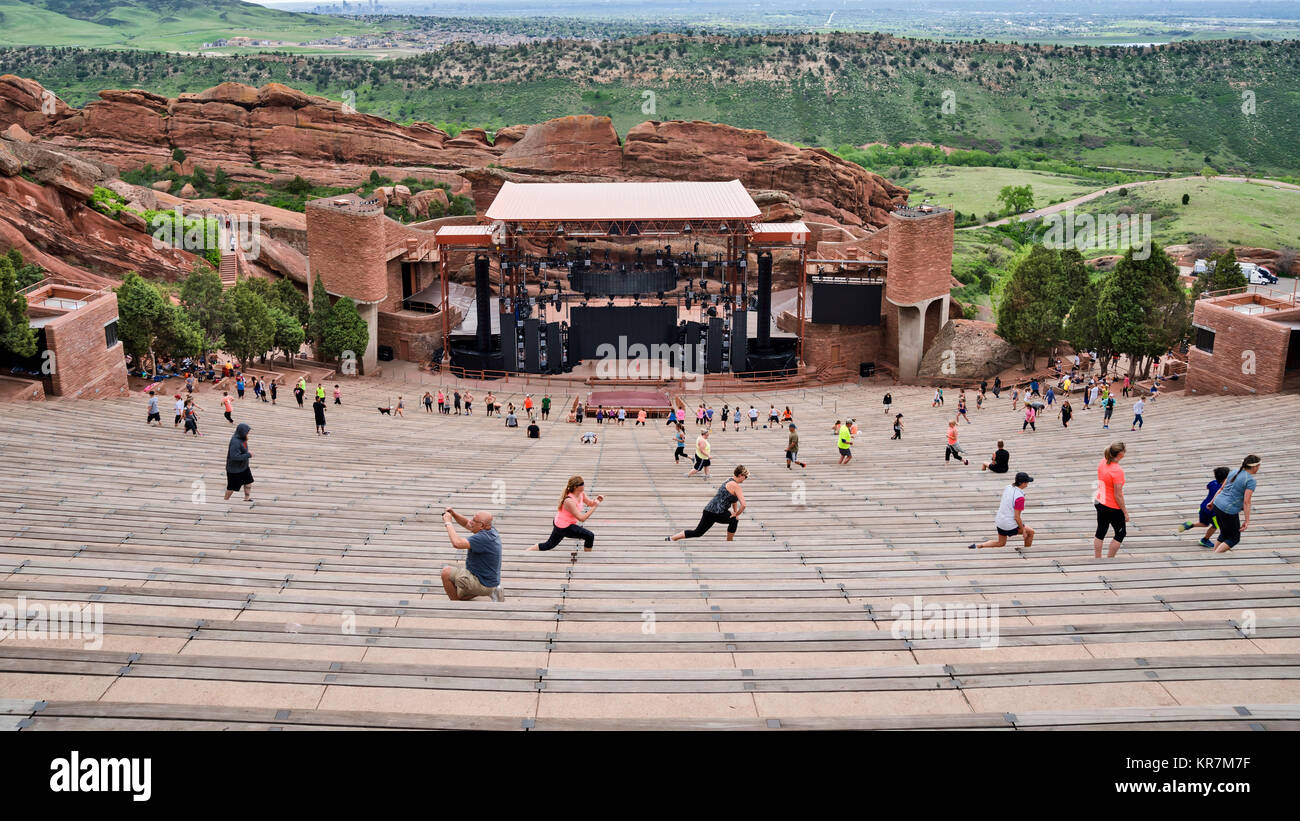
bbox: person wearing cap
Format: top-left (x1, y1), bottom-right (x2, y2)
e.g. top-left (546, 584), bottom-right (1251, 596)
top-left (785, 422), bottom-right (805, 469)
top-left (969, 472), bottom-right (1035, 549)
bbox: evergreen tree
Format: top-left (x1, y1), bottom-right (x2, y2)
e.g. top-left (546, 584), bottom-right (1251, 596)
top-left (1098, 247), bottom-right (1187, 377)
top-left (0, 255), bottom-right (38, 359)
top-left (1210, 248), bottom-right (1246, 293)
top-left (270, 277), bottom-right (310, 326)
top-left (321, 296), bottom-right (369, 367)
top-left (179, 264), bottom-right (226, 361)
top-left (115, 272), bottom-right (169, 375)
top-left (269, 306), bottom-right (305, 365)
top-left (996, 245), bottom-right (1067, 369)
top-left (221, 280), bottom-right (275, 368)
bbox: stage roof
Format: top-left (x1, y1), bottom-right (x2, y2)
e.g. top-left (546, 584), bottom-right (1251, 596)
top-left (484, 180), bottom-right (761, 222)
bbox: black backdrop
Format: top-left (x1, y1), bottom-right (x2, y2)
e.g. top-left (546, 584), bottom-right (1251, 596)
top-left (811, 282), bottom-right (883, 325)
top-left (569, 305), bottom-right (679, 360)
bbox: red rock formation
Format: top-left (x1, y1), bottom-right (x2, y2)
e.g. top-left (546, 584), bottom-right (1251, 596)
top-left (1, 77), bottom-right (908, 230)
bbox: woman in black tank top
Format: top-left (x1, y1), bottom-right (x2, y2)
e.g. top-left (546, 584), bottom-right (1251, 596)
top-left (666, 466), bottom-right (749, 542)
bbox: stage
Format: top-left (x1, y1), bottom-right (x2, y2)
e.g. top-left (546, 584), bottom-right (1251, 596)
top-left (585, 388), bottom-right (674, 416)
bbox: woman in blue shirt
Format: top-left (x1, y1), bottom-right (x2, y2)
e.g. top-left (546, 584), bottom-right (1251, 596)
top-left (1207, 455), bottom-right (1261, 553)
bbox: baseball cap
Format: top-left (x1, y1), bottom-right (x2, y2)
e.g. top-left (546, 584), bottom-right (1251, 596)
top-left (1015, 472), bottom-right (1034, 484)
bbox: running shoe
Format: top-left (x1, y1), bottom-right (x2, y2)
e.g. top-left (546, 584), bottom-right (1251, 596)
top-left (1198, 538), bottom-right (1214, 548)
top-left (1178, 521), bottom-right (1195, 532)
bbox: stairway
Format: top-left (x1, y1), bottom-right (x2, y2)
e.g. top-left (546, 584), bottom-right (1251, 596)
top-left (218, 251), bottom-right (238, 289)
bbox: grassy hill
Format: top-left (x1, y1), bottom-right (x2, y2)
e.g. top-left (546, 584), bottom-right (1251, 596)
top-left (2, 34), bottom-right (1297, 176)
top-left (0, 0), bottom-right (369, 49)
top-left (902, 167), bottom-right (1114, 219)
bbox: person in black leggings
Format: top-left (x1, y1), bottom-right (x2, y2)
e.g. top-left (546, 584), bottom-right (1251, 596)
top-left (1093, 442), bottom-right (1129, 558)
top-left (528, 475), bottom-right (603, 552)
top-left (666, 465), bottom-right (749, 543)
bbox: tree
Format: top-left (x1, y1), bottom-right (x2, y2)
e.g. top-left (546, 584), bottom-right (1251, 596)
top-left (1098, 247), bottom-right (1187, 378)
top-left (1063, 276), bottom-right (1111, 373)
top-left (221, 280), bottom-right (275, 368)
top-left (269, 306), bottom-right (306, 365)
top-left (179, 265), bottom-right (225, 360)
top-left (996, 245), bottom-right (1068, 369)
top-left (308, 274), bottom-right (331, 354)
top-left (7, 248), bottom-right (45, 288)
top-left (321, 296), bottom-right (368, 366)
top-left (0, 255), bottom-right (38, 359)
top-left (996, 184), bottom-right (1034, 214)
top-left (270, 277), bottom-right (310, 326)
top-left (1210, 248), bottom-right (1246, 293)
top-left (115, 272), bottom-right (169, 375)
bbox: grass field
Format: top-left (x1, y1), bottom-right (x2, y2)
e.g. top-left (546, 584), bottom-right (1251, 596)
top-left (1072, 177), bottom-right (1300, 253)
top-left (0, 0), bottom-right (369, 50)
top-left (903, 166), bottom-right (1113, 219)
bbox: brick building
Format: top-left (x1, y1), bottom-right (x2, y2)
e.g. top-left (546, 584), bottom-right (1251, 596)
top-left (23, 281), bottom-right (129, 398)
top-left (304, 194), bottom-right (446, 372)
top-left (1186, 288), bottom-right (1300, 395)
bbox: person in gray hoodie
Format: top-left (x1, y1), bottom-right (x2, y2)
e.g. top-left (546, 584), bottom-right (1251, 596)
top-left (224, 423), bottom-right (254, 502)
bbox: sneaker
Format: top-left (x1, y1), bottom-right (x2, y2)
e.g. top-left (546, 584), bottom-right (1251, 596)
top-left (967, 543), bottom-right (976, 549)
top-left (1178, 521), bottom-right (1195, 532)
top-left (1197, 538), bottom-right (1214, 548)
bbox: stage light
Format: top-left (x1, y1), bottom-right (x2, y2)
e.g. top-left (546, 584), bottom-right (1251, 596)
top-left (556, 223), bottom-right (565, 235)
top-left (682, 223), bottom-right (692, 234)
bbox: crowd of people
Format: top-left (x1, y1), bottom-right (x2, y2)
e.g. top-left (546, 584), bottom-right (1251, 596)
top-left (139, 349), bottom-right (1261, 603)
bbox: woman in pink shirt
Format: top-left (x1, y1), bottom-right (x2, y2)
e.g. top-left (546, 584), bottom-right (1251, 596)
top-left (1022, 404), bottom-right (1036, 432)
top-left (528, 476), bottom-right (604, 552)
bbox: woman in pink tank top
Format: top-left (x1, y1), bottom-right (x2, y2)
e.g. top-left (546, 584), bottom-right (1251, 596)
top-left (528, 476), bottom-right (604, 552)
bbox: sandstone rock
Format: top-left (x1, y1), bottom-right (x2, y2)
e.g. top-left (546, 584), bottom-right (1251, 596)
top-left (0, 141), bottom-right (19, 176)
top-left (373, 187), bottom-right (389, 208)
top-left (917, 319), bottom-right (1021, 381)
top-left (491, 124), bottom-right (529, 149)
top-left (3, 123), bottom-right (34, 143)
top-left (0, 173), bottom-right (199, 285)
top-left (445, 128), bottom-right (492, 149)
top-left (179, 183), bottom-right (198, 198)
top-left (117, 209), bottom-right (147, 231)
top-left (391, 184), bottom-right (411, 206)
top-left (151, 179), bottom-right (173, 192)
top-left (500, 116), bottom-right (623, 174)
top-left (3, 138), bottom-right (108, 199)
top-left (409, 187), bottom-right (449, 218)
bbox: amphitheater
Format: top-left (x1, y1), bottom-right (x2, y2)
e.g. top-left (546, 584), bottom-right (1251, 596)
top-left (1, 379), bottom-right (1298, 730)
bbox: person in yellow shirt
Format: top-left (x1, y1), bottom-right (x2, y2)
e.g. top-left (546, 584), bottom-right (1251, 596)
top-left (686, 429), bottom-right (712, 479)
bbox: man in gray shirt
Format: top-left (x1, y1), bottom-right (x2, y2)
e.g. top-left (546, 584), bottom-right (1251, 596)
top-left (440, 507), bottom-right (504, 601)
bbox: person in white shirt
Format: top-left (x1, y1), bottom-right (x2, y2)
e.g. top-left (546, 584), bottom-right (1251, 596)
top-left (969, 472), bottom-right (1035, 549)
top-left (1131, 397), bottom-right (1146, 430)
top-left (173, 395), bottom-right (186, 428)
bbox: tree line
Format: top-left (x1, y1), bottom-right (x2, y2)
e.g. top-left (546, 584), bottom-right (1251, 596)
top-left (115, 267), bottom-right (368, 376)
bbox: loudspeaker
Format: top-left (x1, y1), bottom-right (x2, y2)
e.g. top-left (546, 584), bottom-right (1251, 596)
top-left (706, 317), bottom-right (724, 373)
top-left (860, 362), bottom-right (876, 377)
top-left (523, 318), bottom-right (541, 373)
top-left (502, 316), bottom-right (519, 371)
top-left (729, 309), bottom-right (747, 373)
top-left (377, 345), bottom-right (394, 362)
top-left (474, 255), bottom-right (492, 353)
top-left (546, 322), bottom-right (563, 374)
top-left (756, 251), bottom-right (773, 350)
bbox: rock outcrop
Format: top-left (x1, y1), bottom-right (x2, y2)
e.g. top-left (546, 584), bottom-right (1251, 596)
top-left (0, 77), bottom-right (909, 233)
top-left (917, 320), bottom-right (1022, 381)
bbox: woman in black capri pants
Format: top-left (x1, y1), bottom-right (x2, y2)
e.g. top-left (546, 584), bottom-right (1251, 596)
top-left (666, 465), bottom-right (749, 543)
top-left (528, 475), bottom-right (603, 552)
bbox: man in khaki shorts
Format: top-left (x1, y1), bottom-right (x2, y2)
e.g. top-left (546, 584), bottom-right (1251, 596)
top-left (439, 508), bottom-right (503, 601)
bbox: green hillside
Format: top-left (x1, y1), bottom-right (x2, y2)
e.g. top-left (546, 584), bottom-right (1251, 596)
top-left (1, 34), bottom-right (1298, 175)
top-left (0, 0), bottom-right (369, 49)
